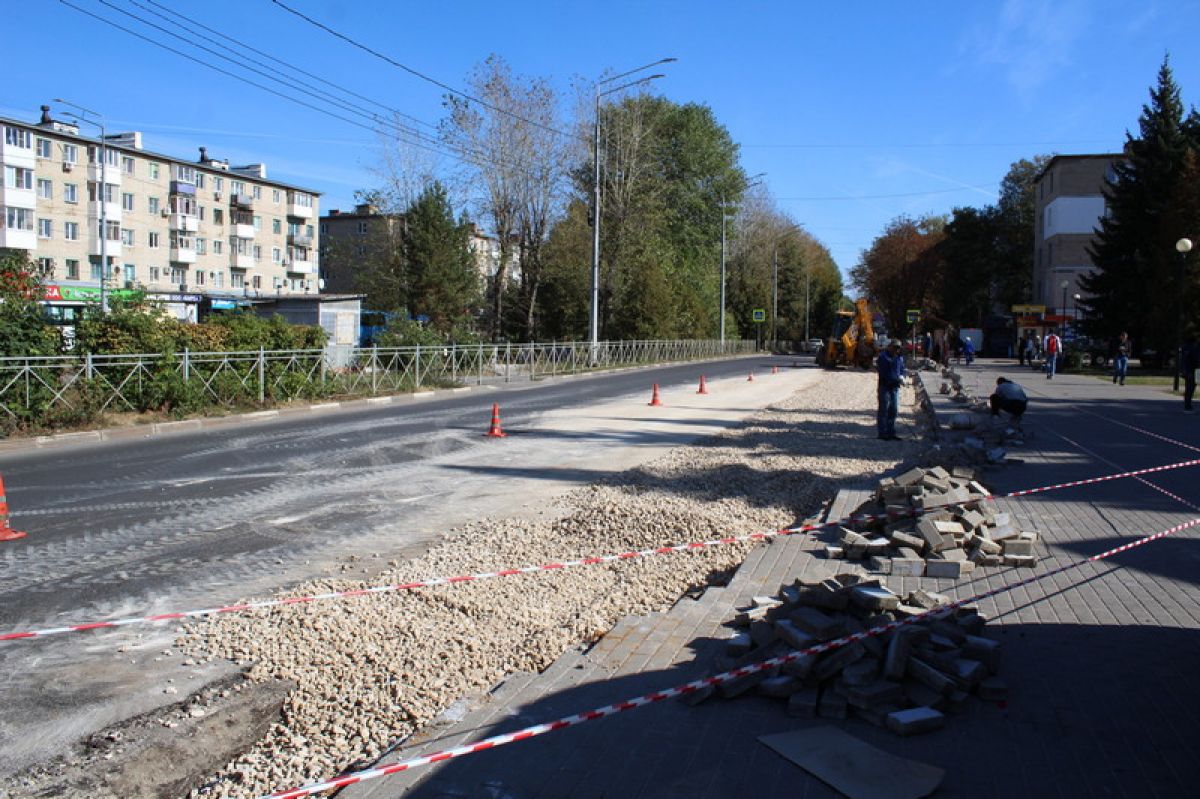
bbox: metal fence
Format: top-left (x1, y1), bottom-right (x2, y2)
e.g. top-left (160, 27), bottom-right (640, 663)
top-left (0, 339), bottom-right (756, 424)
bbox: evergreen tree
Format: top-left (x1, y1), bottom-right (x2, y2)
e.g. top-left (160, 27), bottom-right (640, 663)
top-left (1082, 57), bottom-right (1200, 350)
top-left (402, 183), bottom-right (482, 335)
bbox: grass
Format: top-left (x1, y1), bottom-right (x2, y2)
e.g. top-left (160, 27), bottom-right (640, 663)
top-left (1085, 372), bottom-right (1182, 394)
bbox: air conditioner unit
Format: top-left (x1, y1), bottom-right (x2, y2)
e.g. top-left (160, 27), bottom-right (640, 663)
top-left (161, 209), bottom-right (169, 217)
top-left (62, 162), bottom-right (73, 172)
top-left (214, 191), bottom-right (222, 201)
top-left (179, 283), bottom-right (187, 292)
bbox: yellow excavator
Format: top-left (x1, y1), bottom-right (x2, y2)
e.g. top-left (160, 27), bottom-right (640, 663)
top-left (815, 298), bottom-right (877, 369)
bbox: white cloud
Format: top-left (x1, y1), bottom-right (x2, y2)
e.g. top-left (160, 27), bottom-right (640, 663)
top-left (962, 0), bottom-right (1092, 100)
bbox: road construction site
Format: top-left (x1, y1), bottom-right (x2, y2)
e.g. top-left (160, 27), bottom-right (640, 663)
top-left (2, 355), bottom-right (1199, 799)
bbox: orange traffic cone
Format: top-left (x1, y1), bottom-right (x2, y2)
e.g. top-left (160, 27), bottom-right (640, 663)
top-left (0, 474), bottom-right (27, 542)
top-left (747, 371), bottom-right (755, 382)
top-left (697, 375), bottom-right (709, 395)
top-left (649, 383), bottom-right (664, 406)
top-left (484, 403), bottom-right (507, 438)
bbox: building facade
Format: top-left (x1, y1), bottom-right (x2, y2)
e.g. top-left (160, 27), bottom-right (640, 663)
top-left (0, 106), bottom-right (321, 323)
top-left (1032, 153), bottom-right (1123, 319)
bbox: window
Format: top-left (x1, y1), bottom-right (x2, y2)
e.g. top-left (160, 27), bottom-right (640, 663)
top-left (357, 221), bottom-right (368, 235)
top-left (149, 267), bottom-right (160, 283)
top-left (90, 259), bottom-right (103, 281)
top-left (65, 259), bottom-right (80, 279)
top-left (272, 247), bottom-right (282, 263)
top-left (213, 208), bottom-right (224, 225)
top-left (231, 180), bottom-right (245, 196)
top-left (212, 271), bottom-right (223, 288)
top-left (214, 176), bottom-right (223, 193)
top-left (252, 275), bottom-right (262, 289)
top-left (173, 164), bottom-right (196, 184)
top-left (64, 183), bottom-right (78, 203)
top-left (291, 191), bottom-right (313, 208)
top-left (122, 192), bottom-right (134, 212)
top-left (88, 182), bottom-right (117, 204)
top-left (148, 231), bottom-right (160, 248)
top-left (320, 223), bottom-right (327, 234)
top-left (36, 138), bottom-right (51, 158)
top-left (148, 197), bottom-right (160, 215)
top-left (121, 228), bottom-right (134, 246)
top-left (196, 237), bottom-right (206, 255)
top-left (148, 162), bottom-right (160, 179)
top-left (5, 166), bottom-right (34, 189)
top-left (272, 218), bottom-right (281, 234)
top-left (37, 218), bottom-right (51, 238)
top-left (123, 264), bottom-right (136, 283)
top-left (252, 185), bottom-right (261, 199)
top-left (253, 245), bottom-right (262, 260)
top-left (4, 127), bottom-right (31, 148)
top-left (198, 205), bottom-right (205, 221)
top-left (36, 257), bottom-right (54, 276)
top-left (170, 266), bottom-right (187, 284)
top-left (272, 189), bottom-right (281, 203)
top-left (253, 215), bottom-right (262, 230)
top-left (88, 146), bottom-right (119, 167)
top-left (121, 156), bottom-right (135, 175)
top-left (231, 272), bottom-right (245, 289)
top-left (99, 220), bottom-right (119, 241)
top-left (212, 239), bottom-right (223, 255)
top-left (195, 270), bottom-right (205, 286)
top-left (62, 144), bottom-right (78, 164)
top-left (196, 173), bottom-right (205, 189)
top-left (306, 224), bottom-right (314, 237)
top-left (36, 178), bottom-right (52, 199)
top-left (64, 221), bottom-right (79, 240)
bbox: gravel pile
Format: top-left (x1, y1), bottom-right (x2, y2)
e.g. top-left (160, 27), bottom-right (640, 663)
top-left (183, 370), bottom-right (918, 797)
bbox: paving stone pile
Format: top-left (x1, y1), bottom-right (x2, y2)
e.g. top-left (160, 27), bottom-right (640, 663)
top-left (826, 465), bottom-right (1039, 579)
top-left (689, 573), bottom-right (1006, 737)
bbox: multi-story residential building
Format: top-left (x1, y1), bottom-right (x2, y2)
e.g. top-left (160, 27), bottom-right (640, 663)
top-left (319, 206), bottom-right (512, 299)
top-left (1032, 153), bottom-right (1124, 321)
top-left (0, 106), bottom-right (321, 324)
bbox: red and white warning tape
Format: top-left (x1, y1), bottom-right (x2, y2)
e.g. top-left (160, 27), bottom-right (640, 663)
top-left (1053, 432), bottom-right (1200, 514)
top-left (3, 456), bottom-right (1199, 644)
top-left (1083, 410), bottom-right (1200, 455)
top-left (261, 515), bottom-right (1200, 798)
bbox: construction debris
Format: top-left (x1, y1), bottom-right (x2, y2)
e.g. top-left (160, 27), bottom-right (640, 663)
top-left (825, 466), bottom-right (1040, 578)
top-left (698, 572), bottom-right (1005, 737)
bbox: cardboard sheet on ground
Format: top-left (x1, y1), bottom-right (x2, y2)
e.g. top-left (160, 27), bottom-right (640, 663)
top-left (760, 726), bottom-right (944, 799)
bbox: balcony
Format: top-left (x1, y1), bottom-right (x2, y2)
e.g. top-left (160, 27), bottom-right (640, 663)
top-left (287, 232), bottom-right (313, 248)
top-left (86, 162), bottom-right (122, 185)
top-left (231, 193), bottom-right (254, 210)
top-left (168, 213), bottom-right (200, 232)
top-left (170, 180), bottom-right (197, 196)
top-left (230, 252), bottom-right (255, 270)
top-left (286, 193), bottom-right (313, 219)
top-left (285, 258), bottom-right (316, 275)
top-left (0, 228), bottom-right (35, 250)
top-left (87, 235), bottom-right (122, 259)
top-left (232, 223), bottom-right (255, 240)
top-left (170, 242), bottom-right (197, 264)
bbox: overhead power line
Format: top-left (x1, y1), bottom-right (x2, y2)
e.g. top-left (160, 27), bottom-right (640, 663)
top-left (57, 0), bottom-right (550, 180)
top-left (774, 185), bottom-right (998, 201)
top-left (268, 0), bottom-right (579, 141)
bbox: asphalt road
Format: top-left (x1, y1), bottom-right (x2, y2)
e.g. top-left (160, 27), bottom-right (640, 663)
top-left (0, 352), bottom-right (815, 778)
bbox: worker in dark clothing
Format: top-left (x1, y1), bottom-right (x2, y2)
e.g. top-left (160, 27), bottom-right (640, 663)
top-left (876, 339), bottom-right (905, 440)
top-left (990, 377), bottom-right (1028, 424)
top-left (1183, 337), bottom-right (1199, 413)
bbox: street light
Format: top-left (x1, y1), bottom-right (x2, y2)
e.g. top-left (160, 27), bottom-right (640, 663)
top-left (1059, 279), bottom-right (1070, 324)
top-left (720, 172), bottom-right (765, 345)
top-left (1072, 293), bottom-right (1081, 326)
top-left (1175, 237), bottom-right (1193, 392)
top-left (590, 58), bottom-right (675, 360)
top-left (55, 99), bottom-right (109, 315)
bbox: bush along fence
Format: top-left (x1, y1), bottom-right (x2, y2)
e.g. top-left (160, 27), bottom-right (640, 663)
top-left (0, 339), bottom-right (756, 433)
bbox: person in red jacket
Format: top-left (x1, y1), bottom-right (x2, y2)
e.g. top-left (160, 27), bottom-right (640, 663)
top-left (1043, 329), bottom-right (1062, 379)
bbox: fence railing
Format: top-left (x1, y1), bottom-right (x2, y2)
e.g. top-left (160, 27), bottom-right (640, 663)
top-left (0, 339), bottom-right (757, 427)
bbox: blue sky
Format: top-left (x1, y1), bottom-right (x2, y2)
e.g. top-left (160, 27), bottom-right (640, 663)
top-left (5, 1), bottom-right (1199, 279)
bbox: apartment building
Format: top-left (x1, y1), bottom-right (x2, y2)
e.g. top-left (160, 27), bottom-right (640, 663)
top-left (0, 106), bottom-right (320, 323)
top-left (1031, 153), bottom-right (1123, 320)
top-left (319, 204), bottom-right (511, 298)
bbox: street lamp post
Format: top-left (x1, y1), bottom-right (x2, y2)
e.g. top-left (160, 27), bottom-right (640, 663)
top-left (1060, 279), bottom-right (1069, 325)
top-left (590, 59), bottom-right (675, 362)
top-left (55, 99), bottom-right (109, 315)
top-left (1072, 293), bottom-right (1081, 327)
top-left (1175, 237), bottom-right (1193, 392)
top-left (719, 172), bottom-right (765, 347)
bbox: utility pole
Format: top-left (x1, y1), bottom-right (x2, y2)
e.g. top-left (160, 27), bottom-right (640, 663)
top-left (56, 99), bottom-right (109, 315)
top-left (771, 246), bottom-right (778, 350)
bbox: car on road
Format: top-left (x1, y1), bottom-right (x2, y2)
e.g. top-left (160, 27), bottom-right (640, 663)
top-left (801, 338), bottom-right (824, 353)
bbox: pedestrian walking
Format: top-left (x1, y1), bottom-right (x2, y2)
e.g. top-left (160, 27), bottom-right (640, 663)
top-left (876, 339), bottom-right (905, 440)
top-left (1112, 332), bottom-right (1130, 386)
top-left (1044, 329), bottom-right (1062, 379)
top-left (962, 336), bottom-right (975, 366)
top-left (990, 377), bottom-right (1028, 424)
top-left (1020, 332), bottom-right (1036, 367)
top-left (1183, 336), bottom-right (1199, 413)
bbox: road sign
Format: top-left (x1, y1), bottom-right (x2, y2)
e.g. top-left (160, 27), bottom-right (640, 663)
top-left (752, 309), bottom-right (766, 322)
top-left (1011, 304), bottom-right (1046, 314)
top-left (906, 309), bottom-right (921, 323)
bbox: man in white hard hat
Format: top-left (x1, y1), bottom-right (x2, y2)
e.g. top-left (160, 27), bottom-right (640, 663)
top-left (876, 339), bottom-right (906, 440)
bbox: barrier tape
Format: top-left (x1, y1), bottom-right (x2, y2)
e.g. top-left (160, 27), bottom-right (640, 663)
top-left (4, 456), bottom-right (1199, 644)
top-left (1053, 432), bottom-right (1200, 514)
top-left (262, 515), bottom-right (1200, 798)
top-left (1082, 410), bottom-right (1200, 455)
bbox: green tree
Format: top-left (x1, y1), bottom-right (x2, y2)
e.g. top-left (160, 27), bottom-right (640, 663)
top-left (1082, 57), bottom-right (1200, 350)
top-left (402, 183), bottom-right (481, 334)
top-left (0, 249), bottom-right (58, 357)
top-left (851, 215), bottom-right (946, 333)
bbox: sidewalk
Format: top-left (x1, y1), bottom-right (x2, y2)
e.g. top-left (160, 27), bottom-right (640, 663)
top-left (342, 359), bottom-right (1200, 799)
